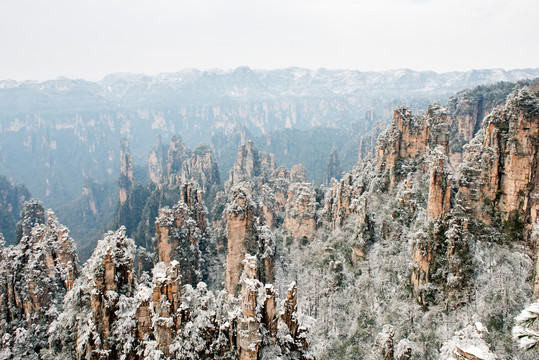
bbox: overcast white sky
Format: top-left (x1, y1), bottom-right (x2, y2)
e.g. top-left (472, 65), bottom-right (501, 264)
top-left (0, 0), bottom-right (537, 81)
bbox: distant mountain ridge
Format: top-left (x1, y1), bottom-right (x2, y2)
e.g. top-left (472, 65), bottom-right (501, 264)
top-left (1, 67), bottom-right (539, 110)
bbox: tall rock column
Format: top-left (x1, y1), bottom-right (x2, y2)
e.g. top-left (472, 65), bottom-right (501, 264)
top-left (148, 135), bottom-right (165, 186)
top-left (119, 138), bottom-right (135, 204)
top-left (76, 227), bottom-right (136, 360)
top-left (284, 182), bottom-right (317, 243)
top-left (226, 140), bottom-right (275, 191)
top-left (225, 185), bottom-right (257, 296)
top-left (154, 182), bottom-right (209, 285)
top-left (0, 201), bottom-right (78, 358)
top-left (457, 87), bottom-right (539, 227)
top-left (324, 147), bottom-right (342, 185)
top-left (151, 261), bottom-right (183, 356)
top-left (426, 147), bottom-right (452, 219)
top-left (238, 255), bottom-right (263, 360)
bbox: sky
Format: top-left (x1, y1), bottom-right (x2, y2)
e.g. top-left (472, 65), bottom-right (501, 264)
top-left (0, 0), bottom-right (537, 81)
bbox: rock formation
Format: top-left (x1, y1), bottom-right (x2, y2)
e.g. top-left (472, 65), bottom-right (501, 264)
top-left (426, 147), bottom-right (452, 219)
top-left (154, 181), bottom-right (209, 285)
top-left (149, 261), bottom-right (183, 356)
top-left (290, 164), bottom-right (307, 183)
top-left (457, 87), bottom-right (539, 227)
top-left (16, 197), bottom-right (45, 240)
top-left (324, 147), bottom-right (342, 185)
top-left (273, 165), bottom-right (291, 212)
top-left (148, 135), bottom-right (165, 186)
top-left (236, 255), bottom-right (310, 360)
top-left (446, 81), bottom-right (521, 167)
top-left (237, 255), bottom-right (263, 360)
top-left (284, 182), bottom-right (317, 243)
top-left (119, 138), bottom-right (135, 204)
top-left (84, 227), bottom-right (135, 359)
top-left (0, 176), bottom-right (31, 245)
top-left (0, 200), bottom-right (78, 358)
top-left (325, 172), bottom-right (367, 229)
top-left (376, 104), bottom-right (450, 189)
top-left (178, 143), bottom-right (220, 192)
top-left (225, 185), bottom-right (258, 296)
top-left (358, 122), bottom-right (386, 162)
top-left (226, 140), bottom-right (275, 190)
top-left (166, 135), bottom-right (190, 182)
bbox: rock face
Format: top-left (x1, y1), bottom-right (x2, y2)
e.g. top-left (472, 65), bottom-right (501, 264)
top-left (457, 87), bottom-right (539, 226)
top-left (238, 255), bottom-right (263, 360)
top-left (225, 185), bottom-right (258, 296)
top-left (376, 105), bottom-right (450, 189)
top-left (426, 147), bottom-right (452, 219)
top-left (446, 81), bottom-right (520, 167)
top-left (284, 182), bottom-right (317, 243)
top-left (154, 182), bottom-right (209, 285)
top-left (151, 135), bottom-right (221, 194)
top-left (178, 144), bottom-right (220, 192)
top-left (226, 140), bottom-right (275, 190)
top-left (358, 122), bottom-right (386, 161)
top-left (148, 135), bottom-right (166, 185)
top-left (84, 228), bottom-right (135, 359)
top-left (0, 200), bottom-right (78, 358)
top-left (324, 147), bottom-right (342, 185)
top-left (0, 176), bottom-right (31, 245)
top-left (533, 222), bottom-right (539, 300)
top-left (236, 254), bottom-right (310, 360)
top-left (290, 164), bottom-right (307, 183)
top-left (149, 261), bottom-right (183, 356)
top-left (119, 139), bottom-right (135, 204)
top-left (325, 172), bottom-right (367, 229)
top-left (48, 227), bottom-right (137, 360)
top-left (324, 170), bottom-right (373, 263)
top-left (166, 135), bottom-right (190, 181)
top-left (273, 165), bottom-right (291, 211)
top-left (373, 104), bottom-right (455, 303)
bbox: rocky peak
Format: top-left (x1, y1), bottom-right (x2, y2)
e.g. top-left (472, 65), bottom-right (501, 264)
top-left (226, 140), bottom-right (275, 190)
top-left (324, 147), bottom-right (342, 185)
top-left (358, 122), bottom-right (386, 162)
top-left (236, 254), bottom-right (310, 360)
top-left (224, 184), bottom-right (258, 296)
top-left (154, 181), bottom-right (209, 285)
top-left (0, 202), bottom-right (78, 357)
top-left (426, 146), bottom-right (452, 219)
top-left (275, 164), bottom-right (290, 179)
top-left (284, 182), bottom-right (317, 243)
top-left (376, 104), bottom-right (450, 189)
top-left (290, 164), bottom-right (307, 183)
top-left (456, 86), bottom-right (539, 227)
top-left (16, 198), bottom-right (45, 241)
top-left (446, 81), bottom-right (523, 166)
top-left (149, 136), bottom-right (220, 197)
top-left (148, 135), bottom-right (165, 185)
top-left (272, 165), bottom-right (291, 212)
top-left (51, 227), bottom-right (136, 360)
top-left (176, 143), bottom-right (220, 192)
top-left (325, 171), bottom-right (369, 231)
top-left (238, 254), bottom-right (263, 360)
top-left (119, 138), bottom-right (135, 204)
top-left (149, 261), bottom-right (183, 356)
top-left (166, 135), bottom-right (190, 178)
